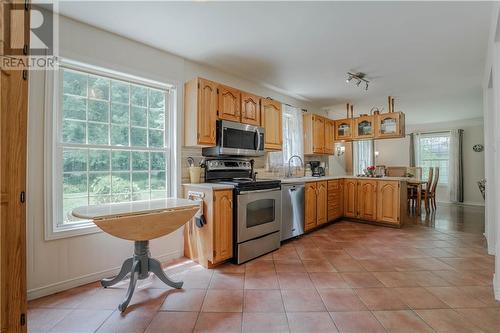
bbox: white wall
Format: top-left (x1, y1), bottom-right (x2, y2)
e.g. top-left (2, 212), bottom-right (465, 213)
top-left (27, 14), bottom-right (319, 299)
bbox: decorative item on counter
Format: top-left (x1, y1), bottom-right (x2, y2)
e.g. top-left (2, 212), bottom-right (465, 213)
top-left (187, 157), bottom-right (202, 184)
top-left (304, 163), bottom-right (313, 177)
top-left (365, 165), bottom-right (376, 177)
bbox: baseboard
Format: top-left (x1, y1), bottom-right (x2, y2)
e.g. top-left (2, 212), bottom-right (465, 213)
top-left (461, 201), bottom-right (485, 207)
top-left (27, 250), bottom-right (182, 300)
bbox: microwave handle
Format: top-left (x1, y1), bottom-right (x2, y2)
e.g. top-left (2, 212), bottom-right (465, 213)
top-left (255, 129), bottom-right (261, 151)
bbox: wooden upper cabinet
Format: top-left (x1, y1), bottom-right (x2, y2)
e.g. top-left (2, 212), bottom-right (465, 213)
top-left (354, 115), bottom-right (374, 140)
top-left (375, 112), bottom-right (405, 139)
top-left (213, 190), bottom-right (233, 263)
top-left (304, 182), bottom-right (317, 231)
top-left (218, 85), bottom-right (241, 122)
top-left (324, 119), bottom-right (335, 154)
top-left (184, 77), bottom-right (218, 146)
top-left (261, 98), bottom-right (282, 151)
top-left (316, 181), bottom-right (328, 225)
top-left (312, 115), bottom-right (325, 154)
top-left (334, 118), bottom-right (353, 141)
top-left (241, 92), bottom-right (261, 126)
top-left (343, 179), bottom-right (357, 218)
top-left (376, 181), bottom-right (400, 224)
top-left (357, 180), bottom-right (377, 221)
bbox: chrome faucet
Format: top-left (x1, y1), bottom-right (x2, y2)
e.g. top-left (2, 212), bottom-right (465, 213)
top-left (287, 155), bottom-right (304, 178)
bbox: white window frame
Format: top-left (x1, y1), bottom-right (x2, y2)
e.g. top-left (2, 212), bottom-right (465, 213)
top-left (44, 59), bottom-right (176, 240)
top-left (416, 132), bottom-right (450, 185)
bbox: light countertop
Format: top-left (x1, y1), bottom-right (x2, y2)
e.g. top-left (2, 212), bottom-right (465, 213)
top-left (278, 175), bottom-right (414, 184)
top-left (72, 198), bottom-right (199, 220)
top-left (182, 183), bottom-right (235, 190)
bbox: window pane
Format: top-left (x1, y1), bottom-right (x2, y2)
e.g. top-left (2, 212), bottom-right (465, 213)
top-left (111, 125), bottom-right (129, 146)
top-left (63, 173), bottom-right (87, 195)
top-left (111, 151), bottom-right (130, 171)
top-left (88, 122), bottom-right (109, 145)
top-left (89, 173), bottom-right (110, 195)
top-left (62, 120), bottom-right (86, 144)
top-left (88, 76), bottom-right (109, 100)
top-left (89, 195), bottom-right (110, 205)
top-left (111, 81), bottom-right (129, 104)
top-left (148, 129), bottom-right (164, 148)
top-left (63, 148), bottom-right (87, 172)
top-left (131, 127), bottom-right (147, 147)
top-left (132, 192), bottom-right (150, 201)
top-left (132, 151), bottom-right (149, 171)
top-left (131, 85), bottom-right (147, 107)
top-left (89, 149), bottom-right (110, 171)
top-left (151, 152), bottom-right (165, 170)
top-left (111, 103), bottom-right (129, 125)
top-left (63, 70), bottom-right (87, 96)
top-left (111, 173), bottom-right (131, 193)
top-left (149, 109), bottom-right (165, 129)
top-left (149, 89), bottom-right (164, 109)
top-left (132, 172), bottom-right (149, 192)
top-left (88, 100), bottom-right (109, 123)
top-left (151, 171), bottom-right (166, 190)
top-left (111, 194), bottom-right (130, 203)
top-left (63, 95), bottom-right (86, 120)
top-left (131, 106), bottom-right (147, 127)
top-left (151, 190), bottom-right (166, 199)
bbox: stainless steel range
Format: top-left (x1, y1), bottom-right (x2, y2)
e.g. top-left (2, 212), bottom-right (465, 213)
top-left (204, 158), bottom-right (281, 264)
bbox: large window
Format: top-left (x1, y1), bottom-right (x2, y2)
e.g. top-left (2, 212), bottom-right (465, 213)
top-left (353, 140), bottom-right (374, 175)
top-left (268, 105), bottom-right (303, 168)
top-left (49, 61), bottom-right (173, 237)
top-left (417, 132), bottom-right (450, 184)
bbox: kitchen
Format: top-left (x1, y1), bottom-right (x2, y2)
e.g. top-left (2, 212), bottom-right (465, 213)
top-left (2, 1), bottom-right (498, 333)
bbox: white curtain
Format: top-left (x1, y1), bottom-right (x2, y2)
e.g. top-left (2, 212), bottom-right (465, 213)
top-left (449, 129), bottom-right (464, 203)
top-left (268, 104), bottom-right (304, 168)
top-left (353, 140), bottom-right (374, 175)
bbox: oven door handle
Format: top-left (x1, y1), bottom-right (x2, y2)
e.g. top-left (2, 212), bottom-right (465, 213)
top-left (239, 188), bottom-right (280, 195)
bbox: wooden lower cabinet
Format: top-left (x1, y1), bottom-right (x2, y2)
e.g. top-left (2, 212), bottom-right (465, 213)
top-left (304, 182), bottom-right (317, 231)
top-left (377, 180), bottom-right (403, 225)
top-left (327, 180), bottom-right (343, 221)
top-left (184, 187), bottom-right (233, 268)
top-left (357, 180), bottom-right (377, 221)
top-left (316, 181), bottom-right (328, 225)
top-left (343, 179), bottom-right (357, 218)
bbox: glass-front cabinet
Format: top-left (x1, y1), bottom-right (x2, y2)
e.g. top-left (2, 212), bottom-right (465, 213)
top-left (375, 112), bottom-right (405, 138)
top-left (334, 118), bottom-right (353, 141)
top-left (354, 115), bottom-right (374, 139)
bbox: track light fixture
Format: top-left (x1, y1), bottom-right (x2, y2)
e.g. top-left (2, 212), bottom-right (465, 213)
top-left (346, 72), bottom-right (370, 91)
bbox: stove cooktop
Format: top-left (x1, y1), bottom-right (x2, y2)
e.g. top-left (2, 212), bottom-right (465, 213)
top-left (214, 178), bottom-right (281, 192)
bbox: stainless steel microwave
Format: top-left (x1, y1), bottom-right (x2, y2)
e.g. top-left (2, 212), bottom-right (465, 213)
top-left (202, 120), bottom-right (265, 157)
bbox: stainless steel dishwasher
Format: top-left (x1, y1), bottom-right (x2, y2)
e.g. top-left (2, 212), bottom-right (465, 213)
top-left (281, 183), bottom-right (305, 241)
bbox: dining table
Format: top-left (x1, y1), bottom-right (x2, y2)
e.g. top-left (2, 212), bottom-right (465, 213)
top-left (72, 198), bottom-right (199, 312)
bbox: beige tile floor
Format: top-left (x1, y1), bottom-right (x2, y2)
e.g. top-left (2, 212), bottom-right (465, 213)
top-left (28, 205), bottom-right (498, 333)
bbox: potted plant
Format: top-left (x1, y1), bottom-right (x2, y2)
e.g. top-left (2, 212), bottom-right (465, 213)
top-left (365, 165), bottom-right (376, 177)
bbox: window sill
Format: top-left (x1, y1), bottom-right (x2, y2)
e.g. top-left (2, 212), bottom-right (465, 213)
top-left (45, 222), bottom-right (102, 241)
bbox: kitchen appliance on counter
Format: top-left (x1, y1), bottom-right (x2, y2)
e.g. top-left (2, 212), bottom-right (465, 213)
top-left (202, 120), bottom-right (265, 157)
top-left (281, 183), bottom-right (304, 241)
top-left (310, 161), bottom-right (325, 177)
top-left (205, 158), bottom-right (281, 264)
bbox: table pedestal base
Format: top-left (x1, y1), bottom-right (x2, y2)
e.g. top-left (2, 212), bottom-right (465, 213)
top-left (101, 240), bottom-right (183, 312)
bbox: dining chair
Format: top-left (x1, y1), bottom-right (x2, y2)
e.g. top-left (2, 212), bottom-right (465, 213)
top-left (409, 167), bottom-right (433, 213)
top-left (429, 167), bottom-right (440, 210)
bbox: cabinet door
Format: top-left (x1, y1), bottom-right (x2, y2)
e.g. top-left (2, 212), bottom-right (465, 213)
top-left (312, 116), bottom-right (325, 154)
top-left (377, 181), bottom-right (400, 224)
top-left (241, 92), bottom-right (261, 126)
top-left (357, 180), bottom-right (377, 221)
top-left (354, 115), bottom-right (374, 139)
top-left (316, 181), bottom-right (328, 225)
top-left (218, 85), bottom-right (241, 122)
top-left (304, 182), bottom-right (317, 231)
top-left (375, 112), bottom-right (405, 139)
top-left (261, 99), bottom-right (282, 150)
top-left (198, 78), bottom-right (218, 145)
top-left (324, 119), bottom-right (335, 154)
top-left (343, 179), bottom-right (357, 218)
top-left (213, 190), bottom-right (233, 263)
top-left (328, 180), bottom-right (343, 221)
top-left (335, 119), bottom-right (353, 141)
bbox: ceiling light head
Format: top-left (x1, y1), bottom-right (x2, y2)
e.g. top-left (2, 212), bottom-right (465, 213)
top-left (356, 79), bottom-right (361, 86)
top-left (346, 75), bottom-right (353, 83)
top-left (365, 82), bottom-right (369, 91)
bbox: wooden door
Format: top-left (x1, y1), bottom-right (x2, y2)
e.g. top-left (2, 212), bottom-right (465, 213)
top-left (197, 78), bottom-right (218, 145)
top-left (304, 182), bottom-right (317, 231)
top-left (241, 92), bottom-right (261, 126)
top-left (312, 115), bottom-right (325, 154)
top-left (1, 2), bottom-right (29, 332)
top-left (327, 180), bottom-right (343, 221)
top-left (316, 181), bottom-right (328, 225)
top-left (261, 99), bottom-right (282, 150)
top-left (377, 181), bottom-right (400, 224)
top-left (218, 85), bottom-right (241, 122)
top-left (213, 190), bottom-right (233, 263)
top-left (324, 119), bottom-right (335, 154)
top-left (357, 180), bottom-right (377, 221)
top-left (343, 179), bottom-right (357, 218)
